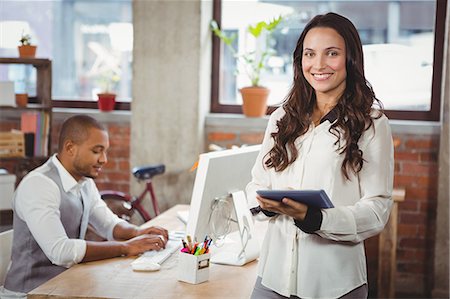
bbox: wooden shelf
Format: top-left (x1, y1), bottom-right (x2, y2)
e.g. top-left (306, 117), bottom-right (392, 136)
top-left (0, 57), bottom-right (51, 66)
top-left (0, 104), bottom-right (51, 111)
top-left (0, 58), bottom-right (53, 178)
top-left (0, 57), bottom-right (52, 107)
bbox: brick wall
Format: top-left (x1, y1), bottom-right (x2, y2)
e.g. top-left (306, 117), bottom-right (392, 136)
top-left (205, 126), bottom-right (440, 298)
top-left (51, 118), bottom-right (131, 193)
top-left (393, 134), bottom-right (439, 296)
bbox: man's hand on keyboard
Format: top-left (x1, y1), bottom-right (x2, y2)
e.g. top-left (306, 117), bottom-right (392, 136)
top-left (123, 234), bottom-right (168, 256)
top-left (136, 225), bottom-right (169, 242)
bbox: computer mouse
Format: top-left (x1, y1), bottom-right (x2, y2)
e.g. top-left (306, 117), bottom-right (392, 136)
top-left (131, 260), bottom-right (161, 272)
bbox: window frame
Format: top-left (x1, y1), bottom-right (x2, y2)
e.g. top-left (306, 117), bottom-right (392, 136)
top-left (52, 99), bottom-right (130, 110)
top-left (51, 0), bottom-right (132, 111)
top-left (210, 0), bottom-right (447, 121)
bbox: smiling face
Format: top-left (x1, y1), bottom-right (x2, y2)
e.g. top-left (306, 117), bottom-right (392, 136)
top-left (302, 27), bottom-right (347, 102)
top-left (66, 127), bottom-right (109, 181)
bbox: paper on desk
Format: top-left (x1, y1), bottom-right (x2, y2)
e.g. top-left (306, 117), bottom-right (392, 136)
top-left (176, 210), bottom-right (189, 225)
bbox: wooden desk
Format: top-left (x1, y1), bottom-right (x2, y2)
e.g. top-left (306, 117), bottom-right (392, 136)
top-left (377, 188), bottom-right (406, 298)
top-left (28, 205), bottom-right (267, 299)
top-left (29, 191), bottom-right (404, 299)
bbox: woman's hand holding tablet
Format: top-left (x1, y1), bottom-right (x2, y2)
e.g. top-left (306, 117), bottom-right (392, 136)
top-left (256, 189), bottom-right (334, 208)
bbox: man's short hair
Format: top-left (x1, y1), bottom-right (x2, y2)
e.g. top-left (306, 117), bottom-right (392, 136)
top-left (58, 115), bottom-right (106, 152)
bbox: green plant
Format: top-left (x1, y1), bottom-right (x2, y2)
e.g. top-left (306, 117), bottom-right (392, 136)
top-left (210, 16), bottom-right (283, 87)
top-left (96, 69), bottom-right (120, 94)
top-left (19, 33), bottom-right (32, 46)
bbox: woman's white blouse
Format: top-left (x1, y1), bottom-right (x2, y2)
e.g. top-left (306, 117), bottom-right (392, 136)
top-left (246, 107), bottom-right (394, 299)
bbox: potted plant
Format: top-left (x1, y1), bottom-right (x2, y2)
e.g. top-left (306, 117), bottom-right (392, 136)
top-left (211, 16), bottom-right (282, 117)
top-left (96, 70), bottom-right (120, 112)
top-left (18, 33), bottom-right (37, 58)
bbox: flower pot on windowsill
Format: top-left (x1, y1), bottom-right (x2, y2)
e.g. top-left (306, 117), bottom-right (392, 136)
top-left (240, 86), bottom-right (270, 117)
top-left (97, 93), bottom-right (116, 112)
top-left (18, 45), bottom-right (37, 58)
top-left (15, 93), bottom-right (28, 107)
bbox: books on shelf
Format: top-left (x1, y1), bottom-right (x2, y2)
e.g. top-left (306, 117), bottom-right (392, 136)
top-left (20, 111), bottom-right (49, 157)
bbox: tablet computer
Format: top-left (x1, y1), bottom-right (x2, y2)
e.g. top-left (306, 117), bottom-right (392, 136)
top-left (256, 189), bottom-right (334, 208)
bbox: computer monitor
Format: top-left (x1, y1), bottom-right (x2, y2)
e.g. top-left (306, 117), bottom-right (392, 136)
top-left (186, 144), bottom-right (261, 266)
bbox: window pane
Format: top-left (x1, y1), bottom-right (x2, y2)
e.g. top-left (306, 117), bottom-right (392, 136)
top-left (0, 64), bottom-right (37, 98)
top-left (218, 0), bottom-right (437, 111)
top-left (0, 0), bottom-right (132, 102)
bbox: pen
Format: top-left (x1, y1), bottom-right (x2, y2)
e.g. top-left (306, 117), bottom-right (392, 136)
top-left (182, 239), bottom-right (188, 250)
top-left (205, 239), bottom-right (212, 253)
top-left (186, 235), bottom-right (193, 250)
top-left (194, 246), bottom-right (202, 256)
top-left (203, 236), bottom-right (209, 250)
top-left (191, 242), bottom-right (198, 255)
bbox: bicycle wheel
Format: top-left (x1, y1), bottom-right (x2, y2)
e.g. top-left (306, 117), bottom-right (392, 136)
top-left (101, 193), bottom-right (147, 225)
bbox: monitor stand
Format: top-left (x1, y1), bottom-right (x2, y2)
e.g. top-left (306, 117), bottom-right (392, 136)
top-left (210, 190), bottom-right (260, 266)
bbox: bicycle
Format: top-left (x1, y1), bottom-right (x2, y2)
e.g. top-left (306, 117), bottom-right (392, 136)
top-left (100, 164), bottom-right (165, 225)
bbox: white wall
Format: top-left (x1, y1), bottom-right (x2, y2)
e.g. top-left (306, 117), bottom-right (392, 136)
top-left (131, 0), bottom-right (212, 211)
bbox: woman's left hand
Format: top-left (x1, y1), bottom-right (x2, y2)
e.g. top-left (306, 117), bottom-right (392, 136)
top-left (257, 195), bottom-right (308, 221)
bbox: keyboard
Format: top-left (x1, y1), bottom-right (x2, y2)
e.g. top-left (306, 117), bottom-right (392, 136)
top-left (131, 231), bottom-right (184, 266)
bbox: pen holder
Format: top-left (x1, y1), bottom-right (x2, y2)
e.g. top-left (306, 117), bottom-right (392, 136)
top-left (177, 252), bottom-right (210, 284)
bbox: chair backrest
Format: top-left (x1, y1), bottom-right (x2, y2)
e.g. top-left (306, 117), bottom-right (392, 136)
top-left (0, 229), bottom-right (13, 285)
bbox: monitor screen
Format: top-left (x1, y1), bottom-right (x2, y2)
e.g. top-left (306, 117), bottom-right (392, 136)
top-left (185, 145), bottom-right (261, 265)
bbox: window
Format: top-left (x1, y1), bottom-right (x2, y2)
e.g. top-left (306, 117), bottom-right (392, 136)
top-left (0, 0), bottom-right (132, 110)
top-left (211, 0), bottom-right (447, 121)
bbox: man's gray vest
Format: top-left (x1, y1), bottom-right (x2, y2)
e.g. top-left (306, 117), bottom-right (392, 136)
top-left (4, 159), bottom-right (90, 293)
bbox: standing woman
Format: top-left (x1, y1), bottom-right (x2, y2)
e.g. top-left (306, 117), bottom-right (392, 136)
top-left (247, 12), bottom-right (394, 299)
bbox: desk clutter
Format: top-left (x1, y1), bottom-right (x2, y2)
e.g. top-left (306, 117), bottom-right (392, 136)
top-left (181, 235), bottom-right (212, 256)
top-left (130, 233), bottom-right (212, 284)
top-left (177, 235), bottom-right (211, 284)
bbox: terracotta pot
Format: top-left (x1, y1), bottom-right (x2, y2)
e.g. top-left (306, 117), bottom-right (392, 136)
top-left (15, 93), bottom-right (28, 107)
top-left (97, 93), bottom-right (116, 111)
top-left (239, 86), bottom-right (270, 117)
top-left (18, 45), bottom-right (37, 58)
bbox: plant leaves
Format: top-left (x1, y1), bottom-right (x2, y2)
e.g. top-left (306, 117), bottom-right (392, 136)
top-left (248, 16), bottom-right (283, 37)
top-left (210, 20), bottom-right (236, 47)
top-left (210, 15), bottom-right (283, 87)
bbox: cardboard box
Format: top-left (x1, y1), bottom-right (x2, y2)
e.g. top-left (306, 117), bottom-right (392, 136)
top-left (0, 174), bottom-right (16, 210)
top-left (0, 132), bottom-right (25, 158)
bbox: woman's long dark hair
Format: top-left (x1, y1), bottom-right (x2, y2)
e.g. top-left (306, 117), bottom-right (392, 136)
top-left (265, 12), bottom-right (382, 180)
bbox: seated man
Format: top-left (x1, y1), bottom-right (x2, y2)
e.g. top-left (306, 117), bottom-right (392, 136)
top-left (2, 115), bottom-right (168, 296)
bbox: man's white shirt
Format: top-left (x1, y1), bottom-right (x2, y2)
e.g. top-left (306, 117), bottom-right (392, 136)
top-left (13, 154), bottom-right (125, 268)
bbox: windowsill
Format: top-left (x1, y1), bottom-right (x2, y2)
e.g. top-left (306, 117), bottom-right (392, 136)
top-left (52, 108), bottom-right (131, 123)
top-left (49, 110), bottom-right (441, 135)
top-left (389, 119), bottom-right (440, 135)
top-left (205, 113), bottom-right (441, 135)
